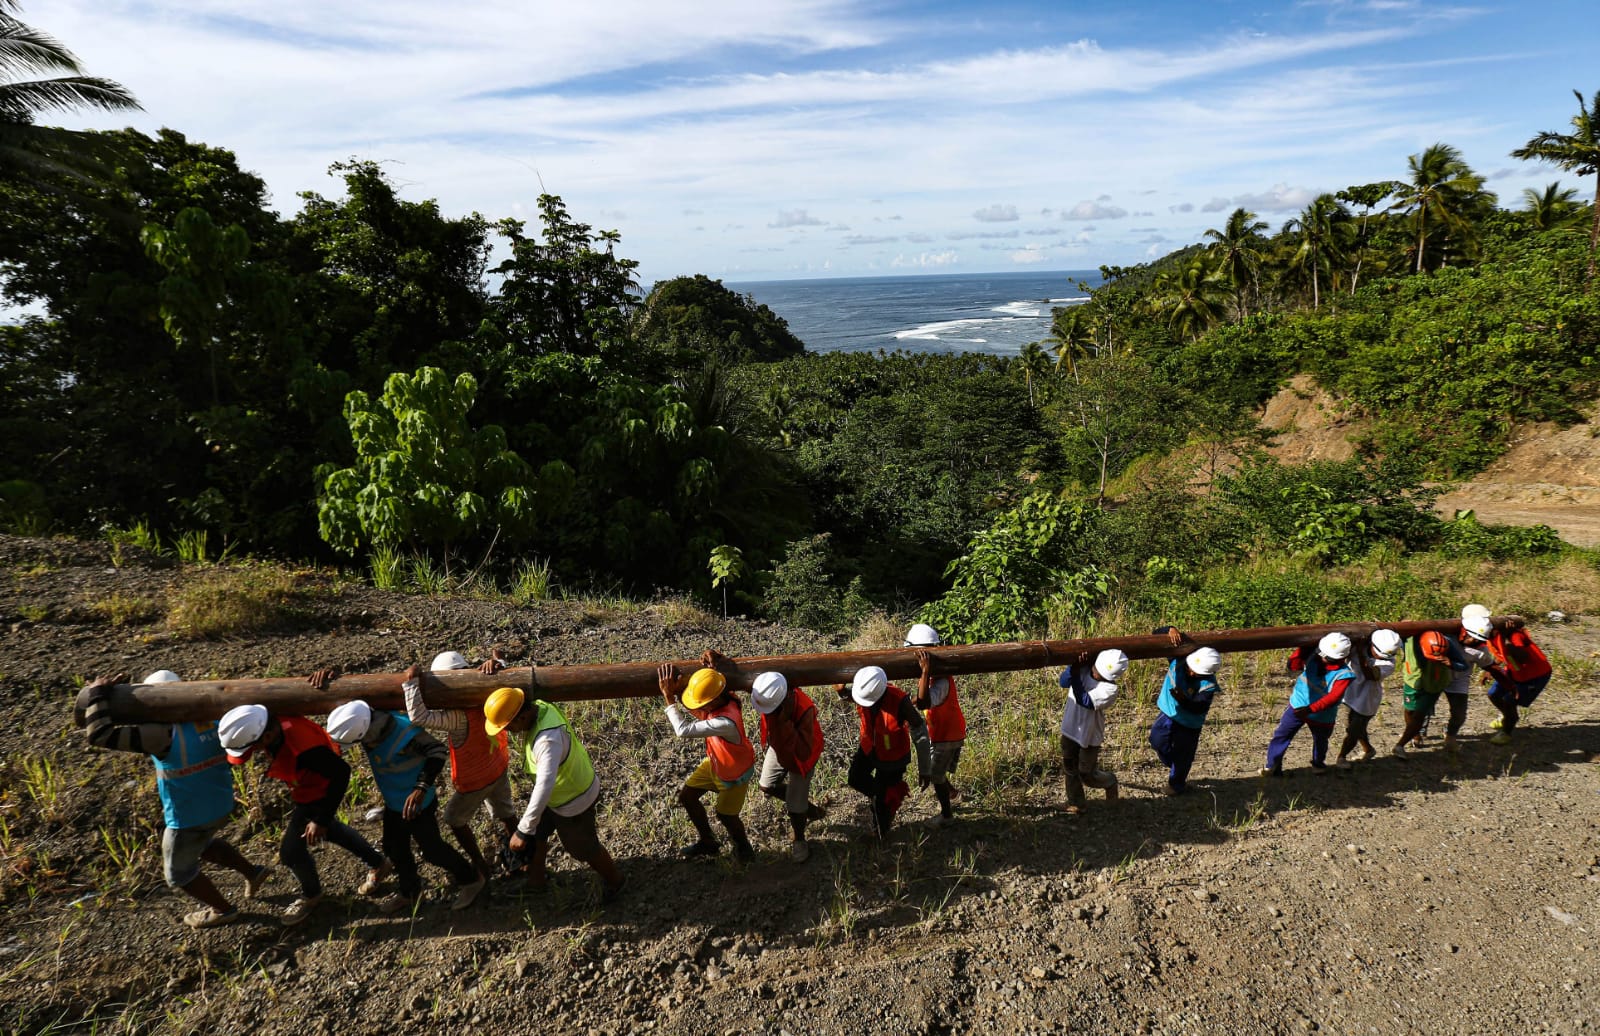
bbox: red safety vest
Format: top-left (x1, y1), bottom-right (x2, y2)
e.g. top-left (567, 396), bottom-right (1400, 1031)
top-left (1485, 629), bottom-right (1551, 683)
top-left (758, 688), bottom-right (824, 775)
top-left (705, 698), bottom-right (755, 782)
top-left (924, 677), bottom-right (967, 743)
top-left (266, 716), bottom-right (341, 805)
top-left (858, 684), bottom-right (912, 762)
top-left (449, 706), bottom-right (511, 793)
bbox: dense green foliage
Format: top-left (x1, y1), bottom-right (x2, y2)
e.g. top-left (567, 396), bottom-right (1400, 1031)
top-left (3, 92), bottom-right (1598, 635)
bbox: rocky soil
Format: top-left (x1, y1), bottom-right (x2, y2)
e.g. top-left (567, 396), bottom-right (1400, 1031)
top-left (1, 535), bottom-right (1597, 1036)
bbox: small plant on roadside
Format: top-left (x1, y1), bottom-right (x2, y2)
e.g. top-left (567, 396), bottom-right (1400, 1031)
top-left (410, 554), bottom-right (450, 595)
top-left (20, 756), bottom-right (64, 822)
top-left (174, 529), bottom-right (210, 564)
top-left (369, 545), bottom-right (406, 591)
top-left (509, 558), bottom-right (554, 603)
top-left (105, 521), bottom-right (164, 566)
top-left (89, 592), bottom-right (161, 626)
top-left (166, 566), bottom-right (300, 639)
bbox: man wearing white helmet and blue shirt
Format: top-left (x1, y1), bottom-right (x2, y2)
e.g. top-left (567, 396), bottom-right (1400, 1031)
top-left (751, 671), bottom-right (827, 862)
top-left (403, 649), bottom-right (520, 882)
top-left (1261, 632), bottom-right (1358, 776)
top-left (1059, 648), bottom-right (1128, 813)
top-left (81, 670), bottom-right (272, 928)
top-left (1333, 629), bottom-right (1403, 768)
top-left (324, 700), bottom-right (485, 913)
top-left (836, 665), bottom-right (933, 837)
top-left (1145, 628), bottom-right (1221, 797)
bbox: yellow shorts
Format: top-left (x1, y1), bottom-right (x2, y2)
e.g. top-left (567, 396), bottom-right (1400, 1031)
top-left (684, 757), bottom-right (752, 816)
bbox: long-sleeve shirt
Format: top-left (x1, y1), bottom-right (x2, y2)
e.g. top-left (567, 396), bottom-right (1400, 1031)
top-left (403, 677), bottom-right (471, 748)
top-left (362, 712), bottom-right (449, 794)
top-left (1156, 659), bottom-right (1220, 729)
top-left (289, 746), bottom-right (350, 825)
top-left (1447, 637), bottom-right (1500, 695)
top-left (1342, 656), bottom-right (1396, 716)
top-left (517, 725), bottom-right (599, 836)
top-left (1059, 665), bottom-right (1119, 746)
top-left (664, 703), bottom-right (743, 743)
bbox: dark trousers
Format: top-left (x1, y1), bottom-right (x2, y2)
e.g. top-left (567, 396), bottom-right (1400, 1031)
top-left (382, 801), bottom-right (476, 897)
top-left (281, 803), bottom-right (384, 898)
top-left (1489, 673), bottom-right (1550, 731)
top-left (1149, 713), bottom-right (1202, 791)
top-left (1265, 708), bottom-right (1333, 770)
top-left (847, 750), bottom-right (908, 834)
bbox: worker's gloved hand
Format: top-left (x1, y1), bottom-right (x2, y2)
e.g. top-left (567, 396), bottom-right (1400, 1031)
top-left (499, 832), bottom-right (533, 875)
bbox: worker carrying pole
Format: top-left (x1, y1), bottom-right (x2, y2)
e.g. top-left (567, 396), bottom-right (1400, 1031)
top-left (71, 617), bottom-right (1525, 726)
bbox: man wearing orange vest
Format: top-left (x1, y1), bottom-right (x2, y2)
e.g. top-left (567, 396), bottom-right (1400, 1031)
top-left (836, 665), bottom-right (932, 838)
top-left (219, 704), bottom-right (388, 926)
top-left (404, 649), bottom-right (520, 881)
top-left (751, 671), bottom-right (828, 862)
top-left (906, 623), bottom-right (965, 826)
top-left (1462, 607), bottom-right (1552, 745)
top-left (658, 650), bottom-right (757, 862)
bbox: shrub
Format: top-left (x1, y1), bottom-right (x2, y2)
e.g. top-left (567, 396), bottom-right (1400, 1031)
top-left (762, 534), bottom-right (869, 632)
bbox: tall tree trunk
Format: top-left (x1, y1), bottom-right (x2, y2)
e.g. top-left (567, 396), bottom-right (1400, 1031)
top-left (1589, 175), bottom-right (1599, 281)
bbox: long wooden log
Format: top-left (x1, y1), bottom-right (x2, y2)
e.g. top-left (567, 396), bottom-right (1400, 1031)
top-left (70, 617), bottom-right (1520, 726)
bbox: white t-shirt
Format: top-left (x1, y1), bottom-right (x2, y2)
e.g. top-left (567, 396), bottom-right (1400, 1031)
top-left (1342, 656), bottom-right (1396, 716)
top-left (1448, 640), bottom-right (1497, 696)
top-left (1059, 666), bottom-right (1119, 747)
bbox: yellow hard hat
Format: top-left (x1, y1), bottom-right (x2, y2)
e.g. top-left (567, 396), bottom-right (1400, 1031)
top-left (483, 686), bottom-right (526, 736)
top-left (681, 668), bottom-right (727, 710)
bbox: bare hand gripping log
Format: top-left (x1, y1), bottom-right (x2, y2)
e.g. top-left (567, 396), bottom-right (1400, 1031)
top-left (71, 617), bottom-right (1523, 726)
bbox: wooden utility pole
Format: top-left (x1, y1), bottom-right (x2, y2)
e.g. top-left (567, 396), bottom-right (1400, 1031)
top-left (72, 617), bottom-right (1518, 725)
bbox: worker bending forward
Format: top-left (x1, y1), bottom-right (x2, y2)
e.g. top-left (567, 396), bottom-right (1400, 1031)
top-left (1147, 634), bottom-right (1221, 796)
top-left (324, 700), bottom-right (484, 913)
top-left (484, 686), bottom-right (625, 901)
top-left (838, 665), bottom-right (933, 837)
top-left (1334, 630), bottom-right (1401, 768)
top-left (1059, 649), bottom-right (1128, 813)
top-left (658, 651), bottom-right (757, 861)
top-left (83, 671), bottom-right (271, 928)
top-left (907, 623), bottom-right (965, 825)
top-left (751, 671), bottom-right (828, 862)
top-left (1262, 633), bottom-right (1355, 776)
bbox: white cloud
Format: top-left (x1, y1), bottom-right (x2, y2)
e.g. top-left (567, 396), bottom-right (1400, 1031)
top-left (1010, 246), bottom-right (1050, 264)
top-left (1232, 184), bottom-right (1320, 212)
top-left (1170, 202), bottom-right (1195, 213)
top-left (769, 209), bottom-right (826, 228)
top-left (1201, 197), bottom-right (1233, 212)
top-left (973, 204), bottom-right (1020, 222)
top-left (1063, 201), bottom-right (1129, 220)
top-left (891, 251), bottom-right (959, 268)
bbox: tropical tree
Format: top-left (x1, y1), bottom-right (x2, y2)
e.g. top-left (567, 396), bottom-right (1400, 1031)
top-left (1202, 207), bottom-right (1268, 318)
top-left (0, 0), bottom-right (139, 181)
top-left (1149, 259), bottom-right (1229, 339)
top-left (1393, 143), bottom-right (1489, 274)
top-left (1335, 181), bottom-right (1402, 294)
top-left (1045, 303), bottom-right (1096, 377)
top-left (1512, 89), bottom-right (1600, 279)
top-left (1016, 339), bottom-right (1052, 406)
top-left (1520, 182), bottom-right (1579, 230)
top-left (1283, 195), bottom-right (1351, 310)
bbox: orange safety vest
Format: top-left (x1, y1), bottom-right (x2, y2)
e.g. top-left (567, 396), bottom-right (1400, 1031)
top-left (924, 677), bottom-right (967, 743)
top-left (758, 688), bottom-right (824, 775)
top-left (705, 698), bottom-right (755, 782)
top-left (266, 716), bottom-right (342, 805)
top-left (1485, 628), bottom-right (1551, 683)
top-left (449, 706), bottom-right (510, 793)
top-left (858, 684), bottom-right (912, 762)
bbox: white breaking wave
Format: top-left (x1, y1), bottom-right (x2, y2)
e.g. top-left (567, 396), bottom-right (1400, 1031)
top-left (892, 315), bottom-right (1044, 342)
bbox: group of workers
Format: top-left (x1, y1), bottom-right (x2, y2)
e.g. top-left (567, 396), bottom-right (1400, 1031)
top-left (81, 608), bottom-right (1550, 931)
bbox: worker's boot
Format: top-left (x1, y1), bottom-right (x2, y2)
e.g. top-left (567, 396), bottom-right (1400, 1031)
top-left (717, 813), bottom-right (755, 863)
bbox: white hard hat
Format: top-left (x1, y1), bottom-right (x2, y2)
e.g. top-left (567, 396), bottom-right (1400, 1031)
top-left (851, 666), bottom-right (888, 707)
top-left (430, 651), bottom-right (469, 672)
top-left (1371, 629), bottom-right (1403, 659)
top-left (1318, 632), bottom-right (1353, 660)
top-left (142, 670), bottom-right (181, 684)
top-left (1462, 614), bottom-right (1493, 640)
top-left (1186, 648), bottom-right (1221, 676)
top-left (1094, 649), bottom-right (1129, 682)
top-left (325, 700), bottom-right (373, 744)
top-left (903, 623), bottom-right (941, 647)
top-left (1461, 603), bottom-right (1491, 624)
top-left (751, 672), bottom-right (789, 715)
top-left (219, 704), bottom-right (269, 757)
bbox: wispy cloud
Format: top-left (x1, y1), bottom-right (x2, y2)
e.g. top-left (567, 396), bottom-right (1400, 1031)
top-left (973, 204), bottom-right (1020, 222)
top-left (1063, 201), bottom-right (1129, 220)
top-left (770, 209), bottom-right (826, 228)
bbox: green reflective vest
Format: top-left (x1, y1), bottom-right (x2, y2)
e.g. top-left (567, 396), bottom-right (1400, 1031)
top-left (521, 701), bottom-right (595, 809)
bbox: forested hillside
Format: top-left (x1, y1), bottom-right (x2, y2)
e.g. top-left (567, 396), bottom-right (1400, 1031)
top-left (4, 95), bottom-right (1600, 637)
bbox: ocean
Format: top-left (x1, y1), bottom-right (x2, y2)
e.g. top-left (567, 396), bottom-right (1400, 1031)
top-left (732, 269), bottom-right (1100, 357)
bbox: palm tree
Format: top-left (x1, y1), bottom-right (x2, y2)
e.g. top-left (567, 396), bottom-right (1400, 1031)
top-left (1521, 182), bottom-right (1579, 230)
top-left (1045, 304), bottom-right (1095, 378)
top-left (1149, 259), bottom-right (1229, 340)
top-left (1512, 89), bottom-right (1600, 279)
top-left (1202, 207), bottom-right (1268, 319)
top-left (1393, 143), bottom-right (1487, 274)
top-left (1016, 340), bottom-right (1052, 406)
top-left (1283, 195), bottom-right (1350, 310)
top-left (1, 0), bottom-right (140, 181)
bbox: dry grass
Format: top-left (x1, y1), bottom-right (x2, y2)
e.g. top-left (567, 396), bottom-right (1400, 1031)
top-left (166, 565), bottom-right (301, 639)
top-left (653, 597), bottom-right (717, 631)
top-left (843, 611), bottom-right (908, 651)
top-left (88, 591), bottom-right (162, 627)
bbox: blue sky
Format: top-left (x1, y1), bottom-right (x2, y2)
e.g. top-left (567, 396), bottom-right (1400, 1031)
top-left (41, 0), bottom-right (1600, 284)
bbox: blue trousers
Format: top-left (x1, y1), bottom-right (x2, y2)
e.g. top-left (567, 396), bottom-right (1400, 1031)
top-left (1149, 713), bottom-right (1202, 791)
top-left (1488, 672), bottom-right (1551, 730)
top-left (1265, 707), bottom-right (1334, 771)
